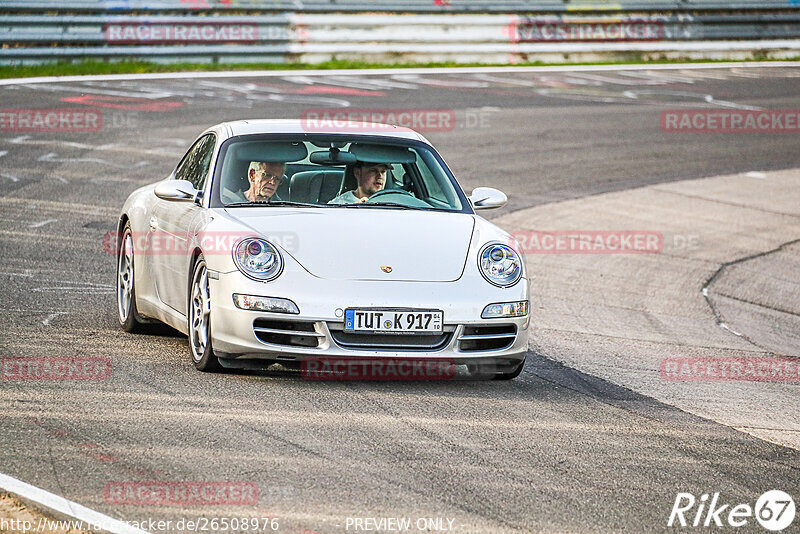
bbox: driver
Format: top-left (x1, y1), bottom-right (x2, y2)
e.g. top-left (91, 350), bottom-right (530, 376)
top-left (328, 162), bottom-right (390, 204)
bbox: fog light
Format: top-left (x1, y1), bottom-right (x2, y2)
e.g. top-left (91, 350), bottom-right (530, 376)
top-left (233, 294), bottom-right (299, 314)
top-left (481, 301), bottom-right (529, 319)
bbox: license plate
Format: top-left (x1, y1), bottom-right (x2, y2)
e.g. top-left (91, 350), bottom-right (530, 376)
top-left (344, 309), bottom-right (443, 334)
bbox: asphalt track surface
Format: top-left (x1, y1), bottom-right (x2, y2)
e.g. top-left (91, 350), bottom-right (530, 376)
top-left (1, 65), bottom-right (799, 533)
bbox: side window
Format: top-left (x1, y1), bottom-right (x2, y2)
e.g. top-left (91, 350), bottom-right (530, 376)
top-left (175, 134), bottom-right (216, 190)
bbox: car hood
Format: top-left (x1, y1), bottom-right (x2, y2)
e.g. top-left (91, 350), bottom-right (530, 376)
top-left (225, 208), bottom-right (475, 282)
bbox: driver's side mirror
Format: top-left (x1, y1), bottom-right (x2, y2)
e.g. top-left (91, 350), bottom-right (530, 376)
top-left (469, 187), bottom-right (507, 210)
top-left (155, 179), bottom-right (201, 203)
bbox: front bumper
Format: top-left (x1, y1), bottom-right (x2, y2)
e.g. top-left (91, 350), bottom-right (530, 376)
top-left (209, 269), bottom-right (530, 364)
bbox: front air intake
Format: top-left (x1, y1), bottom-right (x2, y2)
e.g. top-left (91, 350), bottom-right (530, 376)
top-left (458, 324), bottom-right (517, 352)
top-left (253, 319), bottom-right (323, 348)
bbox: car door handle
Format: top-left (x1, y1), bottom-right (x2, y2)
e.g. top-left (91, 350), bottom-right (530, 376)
top-left (149, 216), bottom-right (158, 232)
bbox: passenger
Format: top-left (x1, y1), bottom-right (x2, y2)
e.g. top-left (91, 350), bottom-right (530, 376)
top-left (328, 162), bottom-right (390, 204)
top-left (222, 161), bottom-right (286, 203)
top-left (244, 161), bottom-right (286, 202)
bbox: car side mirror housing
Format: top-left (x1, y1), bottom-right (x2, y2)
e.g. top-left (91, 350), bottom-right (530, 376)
top-left (155, 179), bottom-right (201, 203)
top-left (469, 187), bottom-right (507, 210)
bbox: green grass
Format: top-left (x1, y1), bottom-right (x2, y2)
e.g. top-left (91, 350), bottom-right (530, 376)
top-left (1, 56), bottom-right (798, 79)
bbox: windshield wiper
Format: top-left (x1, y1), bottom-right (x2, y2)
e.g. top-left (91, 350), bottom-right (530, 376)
top-left (338, 202), bottom-right (430, 211)
top-left (226, 200), bottom-right (320, 208)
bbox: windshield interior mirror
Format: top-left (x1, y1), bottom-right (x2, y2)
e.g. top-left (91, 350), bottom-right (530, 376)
top-left (469, 187), bottom-right (507, 210)
top-left (309, 149), bottom-right (358, 166)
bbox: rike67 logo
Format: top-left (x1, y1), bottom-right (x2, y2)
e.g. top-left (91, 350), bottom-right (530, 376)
top-left (669, 490), bottom-right (795, 531)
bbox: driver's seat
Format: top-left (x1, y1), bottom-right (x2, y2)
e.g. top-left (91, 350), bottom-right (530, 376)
top-left (339, 164), bottom-right (357, 195)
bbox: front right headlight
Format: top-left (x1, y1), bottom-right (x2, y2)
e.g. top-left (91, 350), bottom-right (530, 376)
top-left (233, 237), bottom-right (283, 281)
top-left (478, 243), bottom-right (523, 287)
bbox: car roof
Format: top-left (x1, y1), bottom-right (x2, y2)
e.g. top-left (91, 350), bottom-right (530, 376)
top-left (216, 119), bottom-right (429, 142)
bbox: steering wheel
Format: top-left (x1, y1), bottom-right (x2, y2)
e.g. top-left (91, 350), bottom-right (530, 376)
top-left (365, 189), bottom-right (431, 208)
top-left (366, 189), bottom-right (415, 201)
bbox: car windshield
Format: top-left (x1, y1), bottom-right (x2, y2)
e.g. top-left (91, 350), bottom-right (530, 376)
top-left (212, 136), bottom-right (467, 212)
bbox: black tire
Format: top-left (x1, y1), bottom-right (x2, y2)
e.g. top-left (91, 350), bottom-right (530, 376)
top-left (117, 221), bottom-right (153, 333)
top-left (493, 360), bottom-right (525, 380)
top-left (188, 256), bottom-right (222, 372)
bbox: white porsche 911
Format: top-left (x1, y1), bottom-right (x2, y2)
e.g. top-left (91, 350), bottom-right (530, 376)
top-left (116, 120), bottom-right (530, 379)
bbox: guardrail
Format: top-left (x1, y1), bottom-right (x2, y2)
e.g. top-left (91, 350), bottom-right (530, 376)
top-left (2, 0), bottom-right (800, 12)
top-left (1, 11), bottom-right (799, 64)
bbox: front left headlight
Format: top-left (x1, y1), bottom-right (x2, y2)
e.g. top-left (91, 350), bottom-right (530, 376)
top-left (233, 237), bottom-right (283, 281)
top-left (478, 243), bottom-right (523, 287)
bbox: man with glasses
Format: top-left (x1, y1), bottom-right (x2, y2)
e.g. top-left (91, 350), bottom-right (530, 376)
top-left (244, 161), bottom-right (286, 202)
top-left (328, 161), bottom-right (391, 204)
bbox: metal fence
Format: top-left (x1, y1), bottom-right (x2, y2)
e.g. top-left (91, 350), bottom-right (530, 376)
top-left (2, 9), bottom-right (799, 64)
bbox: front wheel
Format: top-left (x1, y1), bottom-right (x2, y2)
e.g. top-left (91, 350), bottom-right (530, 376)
top-left (188, 256), bottom-right (221, 372)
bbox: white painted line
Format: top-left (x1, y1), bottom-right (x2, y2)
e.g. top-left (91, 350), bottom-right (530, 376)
top-left (746, 171), bottom-right (767, 179)
top-left (0, 173), bottom-right (19, 182)
top-left (0, 270), bottom-right (34, 278)
top-left (469, 73), bottom-right (541, 87)
top-left (18, 82), bottom-right (173, 100)
top-left (9, 135), bottom-right (178, 158)
top-left (568, 72), bottom-right (661, 86)
top-left (281, 75), bottom-right (387, 90)
top-left (29, 219), bottom-right (58, 228)
top-left (702, 94), bottom-right (763, 111)
top-left (32, 281), bottom-right (115, 294)
top-left (41, 312), bottom-right (63, 326)
top-left (37, 152), bottom-right (149, 169)
top-left (0, 61), bottom-right (798, 86)
top-left (391, 74), bottom-right (490, 88)
top-left (0, 471), bottom-right (151, 534)
top-left (720, 323), bottom-right (744, 337)
top-left (193, 79), bottom-right (352, 107)
top-left (0, 150), bottom-right (8, 158)
top-left (327, 75), bottom-right (418, 90)
top-left (620, 70), bottom-right (698, 84)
